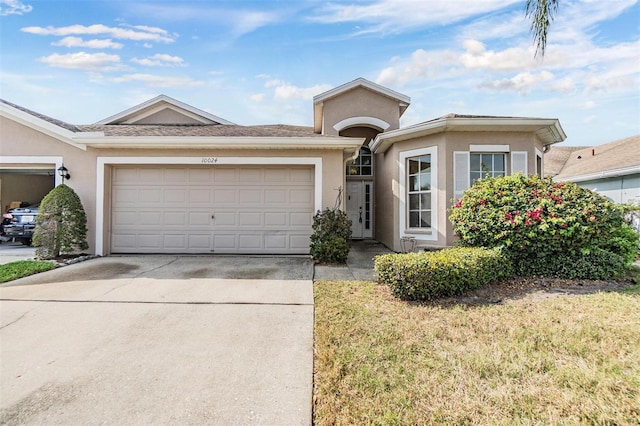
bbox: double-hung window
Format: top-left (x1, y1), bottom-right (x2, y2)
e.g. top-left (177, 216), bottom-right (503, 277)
top-left (400, 146), bottom-right (437, 241)
top-left (407, 155), bottom-right (432, 229)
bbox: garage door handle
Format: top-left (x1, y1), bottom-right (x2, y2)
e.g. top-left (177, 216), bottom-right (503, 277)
top-left (211, 214), bottom-right (215, 219)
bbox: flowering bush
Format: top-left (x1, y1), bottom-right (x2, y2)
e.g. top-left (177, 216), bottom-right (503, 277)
top-left (449, 174), bottom-right (637, 278)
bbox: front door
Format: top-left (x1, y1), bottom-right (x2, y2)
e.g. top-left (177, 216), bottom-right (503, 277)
top-left (346, 181), bottom-right (373, 239)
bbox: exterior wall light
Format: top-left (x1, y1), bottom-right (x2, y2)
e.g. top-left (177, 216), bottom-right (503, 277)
top-left (58, 164), bottom-right (71, 183)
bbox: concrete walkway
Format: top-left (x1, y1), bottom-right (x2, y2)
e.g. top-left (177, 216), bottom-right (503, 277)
top-left (0, 256), bottom-right (313, 425)
top-left (313, 239), bottom-right (392, 281)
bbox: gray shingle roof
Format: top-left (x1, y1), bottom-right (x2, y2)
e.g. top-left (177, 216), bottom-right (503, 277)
top-left (77, 123), bottom-right (325, 138)
top-left (1, 99), bottom-right (80, 132)
top-left (546, 135), bottom-right (640, 179)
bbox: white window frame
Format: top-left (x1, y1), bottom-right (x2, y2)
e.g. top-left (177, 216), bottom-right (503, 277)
top-left (346, 146), bottom-right (373, 176)
top-left (511, 151), bottom-right (528, 175)
top-left (399, 146), bottom-right (437, 241)
top-left (469, 152), bottom-right (507, 185)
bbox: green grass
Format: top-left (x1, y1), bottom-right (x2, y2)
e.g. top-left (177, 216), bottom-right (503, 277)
top-left (0, 260), bottom-right (55, 283)
top-left (314, 280), bottom-right (640, 425)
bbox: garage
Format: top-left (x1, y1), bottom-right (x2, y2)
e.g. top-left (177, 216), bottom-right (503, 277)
top-left (0, 167), bottom-right (55, 213)
top-left (110, 165), bottom-right (315, 254)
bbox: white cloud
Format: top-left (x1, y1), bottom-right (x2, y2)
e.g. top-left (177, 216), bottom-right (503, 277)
top-left (459, 40), bottom-right (539, 72)
top-left (458, 11), bottom-right (528, 41)
top-left (52, 36), bottom-right (123, 49)
top-left (267, 81), bottom-right (333, 101)
top-left (130, 4), bottom-right (281, 37)
top-left (110, 73), bottom-right (205, 88)
top-left (39, 52), bottom-right (122, 71)
top-left (0, 0), bottom-right (31, 16)
top-left (376, 49), bottom-right (442, 87)
top-left (250, 93), bottom-right (266, 102)
top-left (311, 0), bottom-right (521, 34)
top-left (132, 54), bottom-right (184, 67)
top-left (480, 71), bottom-right (554, 95)
top-left (577, 101), bottom-right (597, 110)
top-left (21, 24), bottom-right (175, 43)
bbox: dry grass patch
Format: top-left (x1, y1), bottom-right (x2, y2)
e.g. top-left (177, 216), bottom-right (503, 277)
top-left (313, 280), bottom-right (640, 425)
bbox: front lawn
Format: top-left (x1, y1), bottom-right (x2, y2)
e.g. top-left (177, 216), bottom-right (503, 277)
top-left (0, 260), bottom-right (55, 283)
top-left (314, 279), bottom-right (640, 425)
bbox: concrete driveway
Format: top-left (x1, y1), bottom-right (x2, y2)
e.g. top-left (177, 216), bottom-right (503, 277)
top-left (0, 241), bottom-right (36, 265)
top-left (0, 256), bottom-right (314, 425)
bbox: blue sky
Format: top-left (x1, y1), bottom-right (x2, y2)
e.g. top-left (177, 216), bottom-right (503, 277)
top-left (1, 0), bottom-right (638, 146)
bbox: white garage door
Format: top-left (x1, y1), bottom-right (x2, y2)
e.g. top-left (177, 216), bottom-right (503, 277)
top-left (110, 165), bottom-right (314, 254)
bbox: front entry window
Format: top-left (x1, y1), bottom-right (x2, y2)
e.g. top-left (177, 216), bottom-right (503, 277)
top-left (469, 153), bottom-right (505, 185)
top-left (407, 155), bottom-right (431, 228)
top-left (347, 147), bottom-right (373, 176)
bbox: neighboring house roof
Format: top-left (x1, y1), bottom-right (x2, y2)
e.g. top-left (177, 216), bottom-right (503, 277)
top-left (547, 134), bottom-right (640, 182)
top-left (313, 78), bottom-right (411, 133)
top-left (543, 146), bottom-right (584, 176)
top-left (95, 94), bottom-right (235, 125)
top-left (370, 113), bottom-right (567, 153)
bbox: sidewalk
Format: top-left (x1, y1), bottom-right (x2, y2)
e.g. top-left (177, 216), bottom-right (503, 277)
top-left (313, 240), bottom-right (393, 281)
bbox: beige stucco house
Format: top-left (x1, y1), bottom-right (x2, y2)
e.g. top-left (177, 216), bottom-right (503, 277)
top-left (0, 78), bottom-right (566, 255)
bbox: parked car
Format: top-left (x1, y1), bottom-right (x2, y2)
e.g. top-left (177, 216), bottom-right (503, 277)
top-left (1, 204), bottom-right (39, 245)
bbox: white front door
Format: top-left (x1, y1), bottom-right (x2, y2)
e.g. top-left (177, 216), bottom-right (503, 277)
top-left (346, 181), bottom-right (373, 239)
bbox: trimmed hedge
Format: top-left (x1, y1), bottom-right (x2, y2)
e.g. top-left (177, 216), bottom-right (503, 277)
top-left (374, 247), bottom-right (512, 301)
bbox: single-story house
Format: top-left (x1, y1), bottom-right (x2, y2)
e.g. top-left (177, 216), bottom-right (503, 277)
top-left (544, 135), bottom-right (640, 205)
top-left (0, 78), bottom-right (566, 255)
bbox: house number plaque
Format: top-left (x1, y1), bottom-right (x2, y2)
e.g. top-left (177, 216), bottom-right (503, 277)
top-left (201, 157), bottom-right (218, 164)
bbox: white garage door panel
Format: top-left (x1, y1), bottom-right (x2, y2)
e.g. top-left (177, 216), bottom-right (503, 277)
top-left (111, 166), bottom-right (314, 254)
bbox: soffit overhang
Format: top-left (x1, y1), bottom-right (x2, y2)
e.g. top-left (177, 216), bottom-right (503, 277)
top-left (370, 116), bottom-right (567, 153)
top-left (76, 135), bottom-right (365, 155)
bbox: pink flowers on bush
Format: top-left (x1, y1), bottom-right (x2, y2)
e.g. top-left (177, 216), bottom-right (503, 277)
top-left (448, 174), bottom-right (636, 278)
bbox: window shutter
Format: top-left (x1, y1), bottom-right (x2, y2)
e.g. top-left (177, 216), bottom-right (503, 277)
top-left (511, 151), bottom-right (528, 176)
top-left (453, 151), bottom-right (470, 200)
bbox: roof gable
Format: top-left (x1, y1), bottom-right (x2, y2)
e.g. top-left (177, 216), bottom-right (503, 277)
top-left (95, 95), bottom-right (235, 125)
top-left (313, 78), bottom-right (410, 133)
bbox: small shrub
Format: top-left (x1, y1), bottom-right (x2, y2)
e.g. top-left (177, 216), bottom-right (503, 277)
top-left (33, 184), bottom-right (89, 259)
top-left (310, 208), bottom-right (352, 263)
top-left (449, 174), bottom-right (635, 279)
top-left (374, 247), bottom-right (512, 301)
